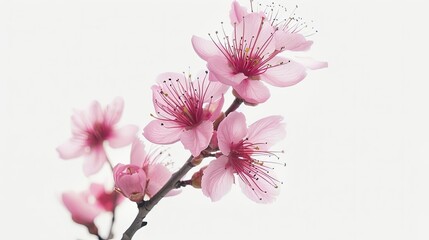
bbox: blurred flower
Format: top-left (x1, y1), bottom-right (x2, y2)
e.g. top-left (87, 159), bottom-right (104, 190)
top-left (57, 97), bottom-right (138, 176)
top-left (192, 1), bottom-right (327, 104)
top-left (201, 112), bottom-right (286, 203)
top-left (62, 183), bottom-right (119, 233)
top-left (114, 139), bottom-right (180, 202)
top-left (143, 71), bottom-right (227, 156)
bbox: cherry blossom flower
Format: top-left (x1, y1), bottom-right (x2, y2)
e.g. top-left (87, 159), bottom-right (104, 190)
top-left (114, 139), bottom-right (180, 202)
top-left (57, 97), bottom-right (138, 176)
top-left (62, 183), bottom-right (119, 233)
top-left (143, 72), bottom-right (227, 157)
top-left (201, 112), bottom-right (286, 203)
top-left (192, 1), bottom-right (327, 104)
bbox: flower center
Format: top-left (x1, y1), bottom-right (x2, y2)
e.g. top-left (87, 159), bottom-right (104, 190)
top-left (86, 122), bottom-right (111, 147)
top-left (228, 139), bottom-right (284, 200)
top-left (153, 73), bottom-right (213, 128)
top-left (209, 17), bottom-right (279, 78)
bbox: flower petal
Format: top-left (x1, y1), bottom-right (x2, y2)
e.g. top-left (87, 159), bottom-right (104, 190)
top-left (70, 109), bottom-right (89, 135)
top-left (201, 156), bottom-right (235, 201)
top-left (62, 192), bottom-right (102, 225)
top-left (238, 172), bottom-right (280, 203)
top-left (104, 97), bottom-right (124, 125)
top-left (217, 112), bottom-right (247, 155)
top-left (108, 125), bottom-right (138, 148)
top-left (88, 100), bottom-right (103, 125)
top-left (293, 56), bottom-right (328, 70)
top-left (146, 163), bottom-right (180, 198)
top-left (236, 13), bottom-right (276, 56)
top-left (207, 56), bottom-right (246, 86)
top-left (180, 120), bottom-right (213, 157)
top-left (275, 31), bottom-right (313, 51)
top-left (130, 138), bottom-right (147, 167)
top-left (229, 0), bottom-right (248, 24)
top-left (207, 95), bottom-right (224, 122)
top-left (56, 139), bottom-right (85, 159)
top-left (233, 78), bottom-right (271, 104)
top-left (261, 56), bottom-right (307, 87)
top-left (143, 120), bottom-right (183, 144)
top-left (192, 35), bottom-right (221, 61)
top-left (200, 76), bottom-right (229, 102)
top-left (247, 115), bottom-right (286, 151)
top-left (83, 147), bottom-right (107, 176)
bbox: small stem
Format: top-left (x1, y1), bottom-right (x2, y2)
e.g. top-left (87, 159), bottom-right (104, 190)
top-left (106, 156), bottom-right (117, 239)
top-left (176, 180), bottom-right (192, 188)
top-left (224, 97), bottom-right (243, 116)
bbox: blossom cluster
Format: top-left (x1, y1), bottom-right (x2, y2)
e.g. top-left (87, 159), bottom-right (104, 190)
top-left (57, 1), bottom-right (326, 239)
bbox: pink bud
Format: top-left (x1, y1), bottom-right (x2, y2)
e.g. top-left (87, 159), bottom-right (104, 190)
top-left (113, 164), bottom-right (147, 202)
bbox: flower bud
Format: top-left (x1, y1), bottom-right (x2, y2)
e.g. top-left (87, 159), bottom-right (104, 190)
top-left (113, 164), bottom-right (147, 202)
top-left (191, 167), bottom-right (207, 189)
top-left (191, 155), bottom-right (204, 166)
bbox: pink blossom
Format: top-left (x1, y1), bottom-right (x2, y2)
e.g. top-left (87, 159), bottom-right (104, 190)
top-left (57, 97), bottom-right (138, 176)
top-left (201, 112), bottom-right (286, 203)
top-left (192, 1), bottom-right (327, 104)
top-left (62, 183), bottom-right (118, 228)
top-left (143, 72), bottom-right (227, 157)
top-left (114, 139), bottom-right (180, 202)
top-left (113, 164), bottom-right (147, 202)
top-left (89, 183), bottom-right (123, 212)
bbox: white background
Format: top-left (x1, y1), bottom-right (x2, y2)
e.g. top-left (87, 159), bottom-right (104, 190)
top-left (1, 0), bottom-right (428, 239)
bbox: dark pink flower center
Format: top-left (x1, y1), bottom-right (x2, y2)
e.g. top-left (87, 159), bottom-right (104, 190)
top-left (86, 122), bottom-right (112, 147)
top-left (210, 18), bottom-right (281, 78)
top-left (153, 73), bottom-right (214, 129)
top-left (228, 139), bottom-right (283, 200)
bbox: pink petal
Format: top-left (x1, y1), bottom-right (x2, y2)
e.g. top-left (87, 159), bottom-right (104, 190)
top-left (261, 56), bottom-right (307, 87)
top-left (200, 75), bottom-right (229, 102)
top-left (116, 169), bottom-right (147, 199)
top-left (83, 147), bottom-right (107, 176)
top-left (89, 183), bottom-right (105, 197)
top-left (130, 138), bottom-right (147, 167)
top-left (62, 192), bottom-right (102, 225)
top-left (207, 95), bottom-right (224, 122)
top-left (233, 78), bottom-right (271, 104)
top-left (191, 35), bottom-right (221, 61)
top-left (201, 156), bottom-right (235, 201)
top-left (56, 139), bottom-right (85, 159)
top-left (293, 56), bottom-right (328, 70)
top-left (104, 97), bottom-right (124, 125)
top-left (236, 13), bottom-right (276, 56)
top-left (229, 0), bottom-right (248, 24)
top-left (238, 172), bottom-right (280, 203)
top-left (70, 109), bottom-right (88, 134)
top-left (146, 163), bottom-right (180, 198)
top-left (274, 31), bottom-right (313, 51)
top-left (207, 56), bottom-right (247, 86)
top-left (217, 112), bottom-right (247, 155)
top-left (180, 120), bottom-right (213, 157)
top-left (151, 85), bottom-right (174, 119)
top-left (88, 100), bottom-right (103, 125)
top-left (108, 125), bottom-right (138, 148)
top-left (143, 120), bottom-right (183, 144)
top-left (155, 72), bottom-right (185, 86)
top-left (247, 115), bottom-right (286, 151)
